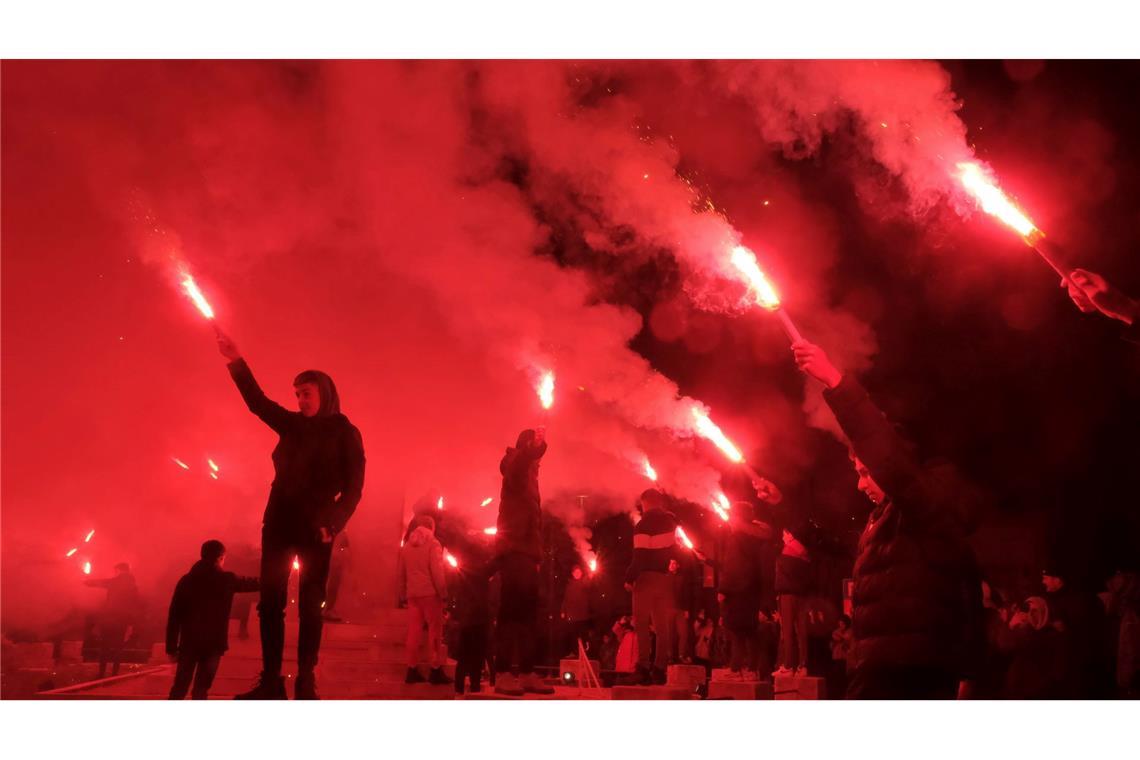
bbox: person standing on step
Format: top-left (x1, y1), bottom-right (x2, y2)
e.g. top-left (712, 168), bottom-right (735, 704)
top-left (491, 428), bottom-right (554, 696)
top-left (397, 514), bottom-right (451, 685)
top-left (622, 488), bottom-right (680, 686)
top-left (166, 540), bottom-right (260, 699)
top-left (217, 331), bottom-right (366, 700)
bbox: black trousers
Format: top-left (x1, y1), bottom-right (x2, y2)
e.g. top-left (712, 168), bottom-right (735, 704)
top-left (169, 652), bottom-right (222, 699)
top-left (455, 623), bottom-right (489, 692)
top-left (98, 623), bottom-right (128, 678)
top-left (259, 529), bottom-right (333, 677)
top-left (847, 664), bottom-right (958, 699)
top-left (495, 552), bottom-right (540, 675)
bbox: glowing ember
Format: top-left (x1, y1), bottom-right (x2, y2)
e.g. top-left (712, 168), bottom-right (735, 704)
top-left (676, 526), bottom-right (695, 551)
top-left (292, 557), bottom-right (300, 571)
top-left (480, 497), bottom-right (494, 507)
top-left (483, 526), bottom-right (497, 535)
top-left (537, 371), bottom-right (555, 410)
top-left (731, 245), bottom-right (781, 310)
top-left (691, 408), bottom-right (745, 463)
top-left (66, 548), bottom-right (78, 557)
top-left (179, 269), bottom-right (216, 320)
top-left (207, 459), bottom-right (219, 472)
top-left (437, 496), bottom-right (444, 510)
top-left (84, 529), bottom-right (95, 542)
top-left (172, 457), bottom-right (190, 470)
top-left (957, 162), bottom-right (1038, 237)
top-left (83, 562), bottom-right (92, 575)
top-left (444, 552), bottom-right (459, 569)
top-left (642, 457), bottom-right (658, 482)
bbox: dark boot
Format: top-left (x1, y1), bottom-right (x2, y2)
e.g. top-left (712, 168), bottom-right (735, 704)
top-left (405, 666), bottom-right (426, 684)
top-left (651, 666), bottom-right (668, 686)
top-left (618, 664), bottom-right (652, 686)
top-left (428, 667), bottom-right (452, 686)
top-left (294, 671), bottom-right (320, 700)
top-left (234, 672), bottom-right (287, 700)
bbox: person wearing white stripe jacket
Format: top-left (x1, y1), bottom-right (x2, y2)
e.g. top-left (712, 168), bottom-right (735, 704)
top-left (622, 488), bottom-right (681, 685)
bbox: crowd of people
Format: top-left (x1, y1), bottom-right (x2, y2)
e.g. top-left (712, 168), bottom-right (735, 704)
top-left (140, 266), bottom-right (1140, 699)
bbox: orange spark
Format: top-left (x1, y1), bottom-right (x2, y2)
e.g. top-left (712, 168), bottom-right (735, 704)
top-left (207, 459), bottom-right (219, 472)
top-left (84, 529), bottom-right (95, 542)
top-left (480, 497), bottom-right (493, 507)
top-left (537, 371), bottom-right (555, 410)
top-left (209, 472), bottom-right (219, 480)
top-left (179, 269), bottom-right (216, 320)
top-left (957, 162), bottom-right (1038, 238)
top-left (730, 245), bottom-right (781, 310)
top-left (172, 457), bottom-right (190, 470)
top-left (66, 548), bottom-right (78, 557)
top-left (691, 408), bottom-right (744, 463)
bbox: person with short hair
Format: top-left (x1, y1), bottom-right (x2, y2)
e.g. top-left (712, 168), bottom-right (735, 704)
top-left (166, 540), bottom-right (259, 699)
top-left (397, 514), bottom-right (450, 685)
top-left (85, 562), bottom-right (140, 679)
top-left (621, 488), bottom-right (679, 685)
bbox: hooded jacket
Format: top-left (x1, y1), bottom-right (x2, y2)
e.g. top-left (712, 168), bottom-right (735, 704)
top-left (823, 375), bottom-right (984, 681)
top-left (165, 560), bottom-right (259, 656)
top-left (495, 430), bottom-right (547, 559)
top-left (228, 358), bottom-right (366, 538)
top-left (397, 526), bottom-right (447, 601)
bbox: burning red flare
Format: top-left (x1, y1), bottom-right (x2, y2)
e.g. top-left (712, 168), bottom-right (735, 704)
top-left (292, 557), bottom-right (300, 571)
top-left (207, 458), bottom-right (220, 472)
top-left (437, 496), bottom-right (444, 511)
top-left (480, 497), bottom-right (493, 507)
top-left (66, 548), bottom-right (78, 557)
top-left (82, 562), bottom-right (92, 575)
top-left (731, 245), bottom-right (781, 310)
top-left (537, 371), bottom-right (555, 410)
top-left (172, 457), bottom-right (190, 470)
top-left (642, 457), bottom-right (658, 482)
top-left (691, 408), bottom-right (744, 463)
top-left (84, 529), bottom-right (95, 543)
top-left (445, 552), bottom-right (459, 569)
top-left (179, 268), bottom-right (216, 320)
top-left (957, 162), bottom-right (1038, 238)
top-left (712, 492), bottom-right (731, 522)
top-left (675, 526), bottom-right (695, 551)
top-left (588, 557), bottom-right (598, 574)
top-left (483, 526), bottom-right (497, 535)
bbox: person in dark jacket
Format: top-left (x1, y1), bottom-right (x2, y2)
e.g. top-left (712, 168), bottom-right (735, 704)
top-left (622, 488), bottom-right (680, 685)
top-left (491, 427), bottom-right (552, 696)
top-left (166, 540), bottom-right (259, 699)
top-left (84, 562), bottom-right (140, 678)
top-left (774, 527), bottom-right (813, 677)
top-left (452, 535), bottom-right (495, 695)
top-left (718, 500), bottom-right (775, 679)
top-left (794, 339), bottom-right (984, 699)
top-left (217, 332), bottom-right (366, 700)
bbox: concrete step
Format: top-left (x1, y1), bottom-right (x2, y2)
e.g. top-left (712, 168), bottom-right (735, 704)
top-left (708, 680), bottom-right (774, 700)
top-left (774, 674), bottom-right (826, 700)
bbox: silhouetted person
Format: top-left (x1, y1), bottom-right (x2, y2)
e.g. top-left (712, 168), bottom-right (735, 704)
top-left (719, 499), bottom-right (775, 680)
top-left (166, 540), bottom-right (259, 699)
top-left (85, 562), bottom-right (139, 678)
top-left (397, 514), bottom-right (450, 685)
top-left (452, 535), bottom-right (494, 695)
top-left (492, 427), bottom-right (553, 696)
top-left (621, 488), bottom-right (679, 685)
top-left (774, 526), bottom-right (813, 677)
top-left (794, 339), bottom-right (984, 699)
top-left (1041, 566), bottom-right (1112, 698)
top-left (217, 332), bottom-right (366, 700)
top-left (227, 542), bottom-right (260, 640)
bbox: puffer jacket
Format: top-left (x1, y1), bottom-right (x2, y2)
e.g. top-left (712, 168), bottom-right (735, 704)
top-left (398, 526), bottom-right (446, 601)
top-left (824, 375), bottom-right (984, 681)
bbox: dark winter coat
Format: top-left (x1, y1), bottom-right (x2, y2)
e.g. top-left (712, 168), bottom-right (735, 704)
top-left (165, 560), bottom-right (259, 656)
top-left (562, 576), bottom-right (591, 622)
top-left (718, 520), bottom-right (773, 596)
top-left (625, 507), bottom-right (680, 584)
top-left (228, 359), bottom-right (366, 539)
top-left (824, 375), bottom-right (984, 681)
top-left (85, 573), bottom-right (140, 627)
top-left (775, 554), bottom-right (813, 596)
top-left (495, 431), bottom-right (547, 559)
